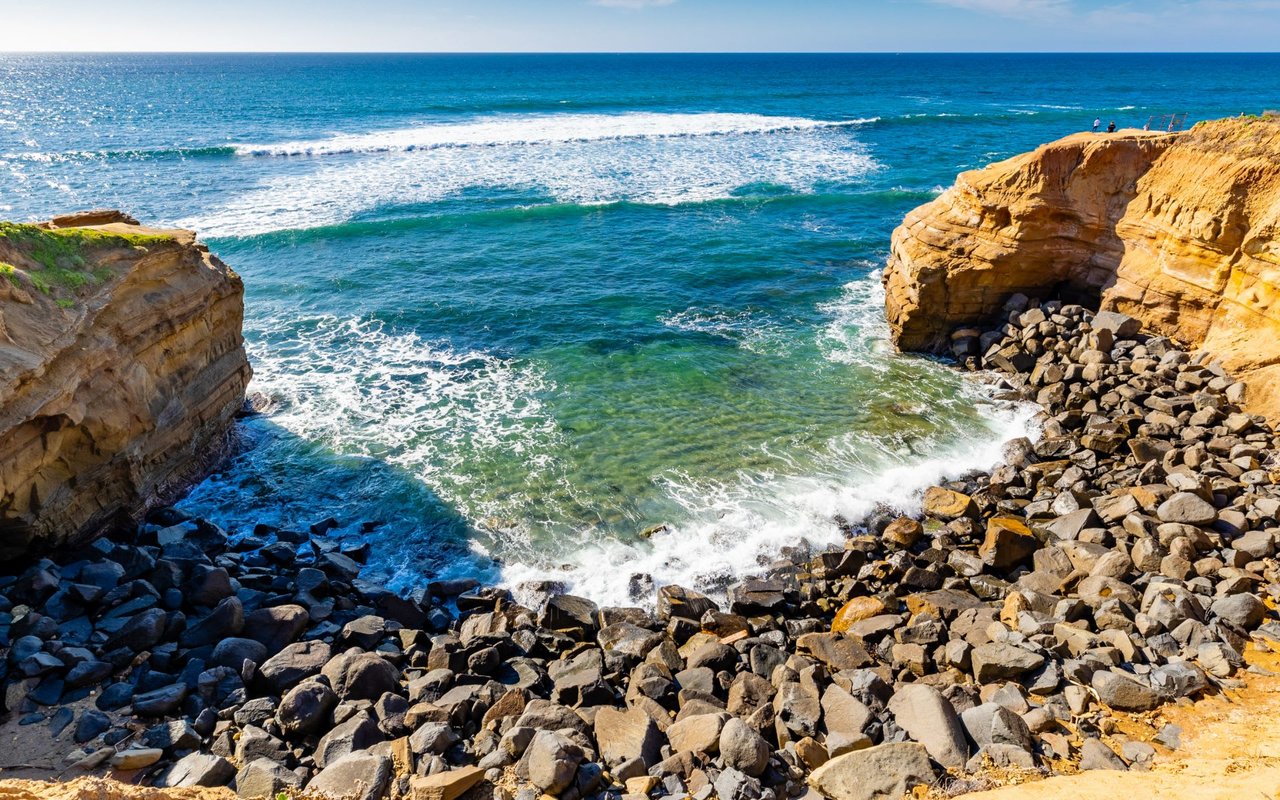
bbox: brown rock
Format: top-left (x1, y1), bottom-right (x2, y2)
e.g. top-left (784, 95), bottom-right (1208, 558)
top-left (831, 597), bottom-right (888, 633)
top-left (409, 766), bottom-right (485, 800)
top-left (980, 517), bottom-right (1039, 569)
top-left (882, 517), bottom-right (923, 549)
top-left (922, 487), bottom-right (977, 520)
top-left (0, 217), bottom-right (249, 557)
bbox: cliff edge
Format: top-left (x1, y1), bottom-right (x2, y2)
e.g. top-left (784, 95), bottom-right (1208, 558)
top-left (0, 211), bottom-right (250, 559)
top-left (884, 117), bottom-right (1280, 420)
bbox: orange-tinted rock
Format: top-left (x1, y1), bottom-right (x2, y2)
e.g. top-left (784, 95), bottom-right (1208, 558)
top-left (980, 517), bottom-right (1039, 570)
top-left (921, 487), bottom-right (977, 521)
top-left (0, 215), bottom-right (250, 557)
top-left (884, 117), bottom-right (1280, 421)
top-left (882, 517), bottom-right (923, 549)
top-left (831, 596), bottom-right (887, 633)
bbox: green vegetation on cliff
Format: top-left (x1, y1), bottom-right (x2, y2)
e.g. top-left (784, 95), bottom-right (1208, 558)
top-left (0, 222), bottom-right (172, 303)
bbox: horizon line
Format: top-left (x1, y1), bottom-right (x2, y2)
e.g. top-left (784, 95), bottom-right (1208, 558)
top-left (3, 50), bottom-right (1279, 56)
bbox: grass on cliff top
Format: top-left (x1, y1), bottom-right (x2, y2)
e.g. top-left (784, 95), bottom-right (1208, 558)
top-left (0, 222), bottom-right (171, 305)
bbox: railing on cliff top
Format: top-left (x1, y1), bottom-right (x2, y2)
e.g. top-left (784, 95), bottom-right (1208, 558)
top-left (1145, 113), bottom-right (1189, 132)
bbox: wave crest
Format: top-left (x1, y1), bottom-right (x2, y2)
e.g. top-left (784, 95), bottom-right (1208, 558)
top-left (234, 112), bottom-right (879, 157)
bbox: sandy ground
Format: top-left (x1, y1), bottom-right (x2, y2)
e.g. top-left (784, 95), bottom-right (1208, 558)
top-left (0, 779), bottom-right (232, 800)
top-left (4, 646), bottom-right (1280, 800)
top-left (937, 641), bottom-right (1280, 800)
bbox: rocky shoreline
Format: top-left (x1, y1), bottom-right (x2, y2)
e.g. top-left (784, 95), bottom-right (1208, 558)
top-left (3, 296), bottom-right (1278, 800)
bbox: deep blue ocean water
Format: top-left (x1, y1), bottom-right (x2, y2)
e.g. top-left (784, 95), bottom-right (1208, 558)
top-left (4, 53), bottom-right (1277, 603)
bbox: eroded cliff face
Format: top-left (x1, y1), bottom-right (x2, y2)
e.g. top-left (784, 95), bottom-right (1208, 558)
top-left (884, 117), bottom-right (1280, 419)
top-left (0, 211), bottom-right (250, 558)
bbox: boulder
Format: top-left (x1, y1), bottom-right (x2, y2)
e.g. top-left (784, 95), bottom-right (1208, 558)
top-left (720, 717), bottom-right (771, 777)
top-left (970, 643), bottom-right (1045, 683)
top-left (277, 678), bottom-right (338, 736)
top-left (593, 706), bottom-right (663, 769)
top-left (234, 758), bottom-right (305, 799)
top-left (308, 751), bottom-right (392, 800)
top-left (522, 730), bottom-right (584, 795)
top-left (1157, 493), bottom-right (1218, 525)
top-left (259, 640), bottom-right (332, 692)
top-left (1092, 670), bottom-right (1161, 711)
top-left (807, 743), bottom-right (937, 800)
top-left (886, 684), bottom-right (968, 769)
top-left (155, 753), bottom-right (235, 788)
top-left (322, 651), bottom-right (400, 701)
top-left (242, 604), bottom-right (310, 652)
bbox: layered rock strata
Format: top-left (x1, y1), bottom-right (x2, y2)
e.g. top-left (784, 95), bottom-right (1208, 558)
top-left (0, 211), bottom-right (250, 559)
top-left (884, 117), bottom-right (1280, 420)
top-left (2, 304), bottom-right (1278, 800)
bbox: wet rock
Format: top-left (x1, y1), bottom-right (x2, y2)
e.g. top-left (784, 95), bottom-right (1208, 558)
top-left (980, 517), bottom-right (1039, 569)
top-left (922, 487), bottom-right (977, 520)
top-left (657, 585), bottom-right (717, 622)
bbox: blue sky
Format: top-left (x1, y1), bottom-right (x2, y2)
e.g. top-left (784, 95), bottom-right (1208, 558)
top-left (5, 0), bottom-right (1280, 52)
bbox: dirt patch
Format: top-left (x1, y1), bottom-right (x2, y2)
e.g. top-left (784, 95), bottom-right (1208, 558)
top-left (0, 778), bottom-right (233, 800)
top-left (934, 642), bottom-right (1280, 799)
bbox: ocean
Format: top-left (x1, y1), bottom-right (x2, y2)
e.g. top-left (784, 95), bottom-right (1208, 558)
top-left (4, 53), bottom-right (1277, 606)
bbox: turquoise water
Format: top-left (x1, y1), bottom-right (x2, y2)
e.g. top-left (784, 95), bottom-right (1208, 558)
top-left (4, 54), bottom-right (1278, 603)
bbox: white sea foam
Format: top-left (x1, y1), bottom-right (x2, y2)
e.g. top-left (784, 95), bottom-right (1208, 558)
top-left (244, 315), bottom-right (561, 506)
top-left (181, 112), bottom-right (881, 236)
top-left (233, 112), bottom-right (879, 157)
top-left (507, 396), bottom-right (1035, 608)
top-left (498, 274), bottom-right (1041, 608)
top-left (659, 307), bottom-right (791, 355)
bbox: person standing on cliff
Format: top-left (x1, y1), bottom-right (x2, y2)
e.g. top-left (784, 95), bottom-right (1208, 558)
top-left (1107, 120), bottom-right (1116, 133)
top-left (1093, 117), bottom-right (1101, 132)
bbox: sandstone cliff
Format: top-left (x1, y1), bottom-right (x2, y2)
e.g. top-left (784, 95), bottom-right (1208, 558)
top-left (0, 211), bottom-right (250, 558)
top-left (884, 117), bottom-right (1280, 419)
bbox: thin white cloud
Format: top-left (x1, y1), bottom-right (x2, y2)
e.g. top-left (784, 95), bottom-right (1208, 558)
top-left (592, 0), bottom-right (676, 8)
top-left (927, 0), bottom-right (1071, 19)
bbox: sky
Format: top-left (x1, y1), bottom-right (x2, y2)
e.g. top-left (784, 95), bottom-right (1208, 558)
top-left (2, 0), bottom-right (1279, 52)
